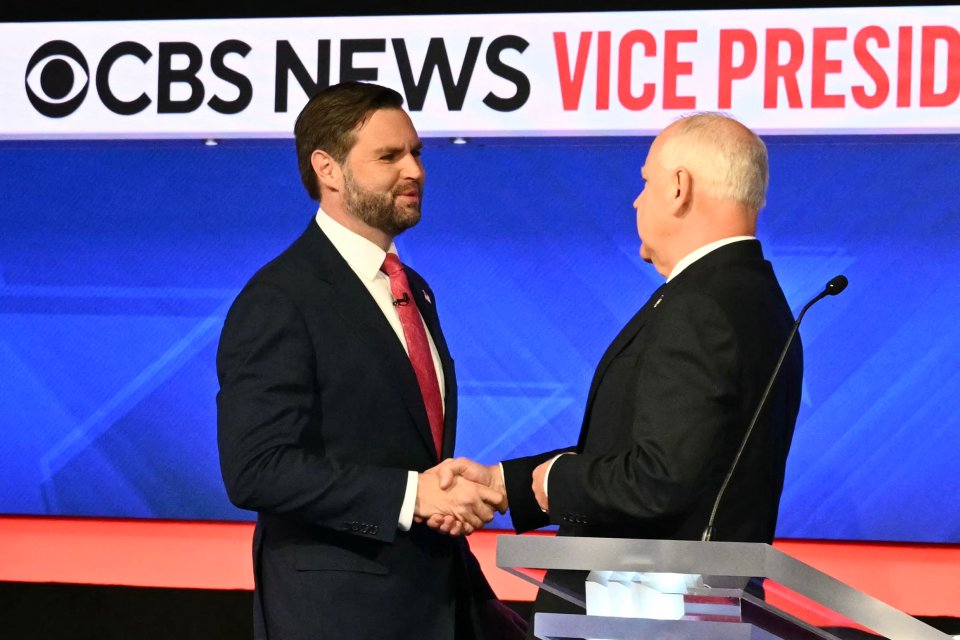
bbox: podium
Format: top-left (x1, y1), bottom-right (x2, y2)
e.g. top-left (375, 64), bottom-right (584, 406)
top-left (496, 536), bottom-right (951, 640)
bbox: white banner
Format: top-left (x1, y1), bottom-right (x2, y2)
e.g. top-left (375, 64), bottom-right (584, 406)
top-left (1, 7), bottom-right (959, 138)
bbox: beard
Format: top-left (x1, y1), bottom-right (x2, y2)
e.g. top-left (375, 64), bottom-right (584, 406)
top-left (343, 170), bottom-right (422, 238)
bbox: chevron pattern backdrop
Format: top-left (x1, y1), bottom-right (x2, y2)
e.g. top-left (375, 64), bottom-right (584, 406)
top-left (1, 135), bottom-right (957, 542)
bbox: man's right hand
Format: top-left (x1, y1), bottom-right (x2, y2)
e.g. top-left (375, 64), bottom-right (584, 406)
top-left (429, 458), bottom-right (507, 509)
top-left (414, 470), bottom-right (503, 537)
top-left (419, 458), bottom-right (507, 535)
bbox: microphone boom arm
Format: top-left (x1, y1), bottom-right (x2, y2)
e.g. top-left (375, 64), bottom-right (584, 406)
top-left (701, 274), bottom-right (847, 541)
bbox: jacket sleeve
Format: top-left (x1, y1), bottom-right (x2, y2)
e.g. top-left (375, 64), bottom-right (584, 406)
top-left (216, 281), bottom-right (408, 543)
top-left (501, 448), bottom-right (572, 533)
top-left (546, 292), bottom-right (739, 529)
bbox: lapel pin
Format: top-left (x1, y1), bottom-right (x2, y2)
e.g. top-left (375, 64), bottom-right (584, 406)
top-left (653, 294), bottom-right (664, 308)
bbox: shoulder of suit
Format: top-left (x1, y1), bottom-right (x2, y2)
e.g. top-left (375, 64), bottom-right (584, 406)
top-left (669, 244), bottom-right (771, 293)
top-left (239, 229), bottom-right (323, 294)
top-left (402, 263), bottom-right (432, 291)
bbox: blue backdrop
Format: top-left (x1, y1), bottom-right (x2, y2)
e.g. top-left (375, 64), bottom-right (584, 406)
top-left (1, 134), bottom-right (957, 542)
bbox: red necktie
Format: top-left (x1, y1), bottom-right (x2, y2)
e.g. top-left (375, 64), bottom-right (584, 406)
top-left (381, 253), bottom-right (444, 458)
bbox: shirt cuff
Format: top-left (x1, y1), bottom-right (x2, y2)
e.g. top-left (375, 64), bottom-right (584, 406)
top-left (398, 470), bottom-right (418, 531)
top-left (543, 455), bottom-right (563, 499)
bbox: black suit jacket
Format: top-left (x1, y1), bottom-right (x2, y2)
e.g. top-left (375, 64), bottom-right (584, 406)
top-left (216, 220), bottom-right (497, 640)
top-left (501, 241), bottom-right (802, 617)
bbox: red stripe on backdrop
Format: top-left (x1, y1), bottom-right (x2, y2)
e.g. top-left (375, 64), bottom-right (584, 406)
top-left (1, 516), bottom-right (957, 616)
top-left (0, 516), bottom-right (253, 590)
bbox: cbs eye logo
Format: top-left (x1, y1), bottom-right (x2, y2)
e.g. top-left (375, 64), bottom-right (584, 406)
top-left (25, 41), bottom-right (90, 118)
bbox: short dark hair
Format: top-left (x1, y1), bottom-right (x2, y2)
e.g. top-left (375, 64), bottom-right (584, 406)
top-left (294, 81), bottom-right (405, 201)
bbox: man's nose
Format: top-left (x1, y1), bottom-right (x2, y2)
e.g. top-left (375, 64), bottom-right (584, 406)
top-left (400, 153), bottom-right (425, 182)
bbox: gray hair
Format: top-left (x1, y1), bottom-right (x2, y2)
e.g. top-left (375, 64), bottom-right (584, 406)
top-left (660, 112), bottom-right (768, 211)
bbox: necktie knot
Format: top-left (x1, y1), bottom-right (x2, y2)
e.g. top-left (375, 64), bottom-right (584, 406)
top-left (381, 253), bottom-right (404, 278)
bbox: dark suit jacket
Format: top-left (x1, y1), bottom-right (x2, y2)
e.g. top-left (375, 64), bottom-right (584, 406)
top-left (501, 240), bottom-right (803, 619)
top-left (216, 220), bottom-right (499, 640)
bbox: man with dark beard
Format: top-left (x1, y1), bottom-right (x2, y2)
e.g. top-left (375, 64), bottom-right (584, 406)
top-left (216, 82), bottom-right (520, 640)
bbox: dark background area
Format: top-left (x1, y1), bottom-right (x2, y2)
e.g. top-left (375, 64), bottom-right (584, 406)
top-left (4, 0), bottom-right (959, 23)
top-left (2, 581), bottom-right (958, 640)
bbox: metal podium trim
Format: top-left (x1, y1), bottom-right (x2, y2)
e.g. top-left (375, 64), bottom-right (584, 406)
top-left (534, 612), bottom-right (782, 639)
top-left (496, 536), bottom-right (950, 640)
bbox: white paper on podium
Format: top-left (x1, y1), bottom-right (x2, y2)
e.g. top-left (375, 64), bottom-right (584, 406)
top-left (585, 571), bottom-right (704, 621)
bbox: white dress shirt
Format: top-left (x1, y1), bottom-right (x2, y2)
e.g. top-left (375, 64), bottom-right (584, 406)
top-left (315, 208), bottom-right (445, 531)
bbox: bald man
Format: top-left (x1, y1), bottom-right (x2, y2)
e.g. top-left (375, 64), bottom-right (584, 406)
top-left (429, 113), bottom-right (803, 626)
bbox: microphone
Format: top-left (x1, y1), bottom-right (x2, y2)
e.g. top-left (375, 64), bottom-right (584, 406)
top-left (701, 274), bottom-right (848, 542)
top-left (393, 292), bottom-right (411, 307)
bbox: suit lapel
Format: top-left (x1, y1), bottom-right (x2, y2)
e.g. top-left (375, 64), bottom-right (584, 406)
top-left (575, 240), bottom-right (766, 450)
top-left (576, 283), bottom-right (667, 450)
top-left (297, 223), bottom-right (439, 461)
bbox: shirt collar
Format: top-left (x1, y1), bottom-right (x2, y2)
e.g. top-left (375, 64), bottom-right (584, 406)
top-left (314, 207), bottom-right (397, 283)
top-left (667, 236), bottom-right (755, 282)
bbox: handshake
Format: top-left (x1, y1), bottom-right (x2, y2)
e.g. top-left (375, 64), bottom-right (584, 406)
top-left (413, 457), bottom-right (507, 537)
